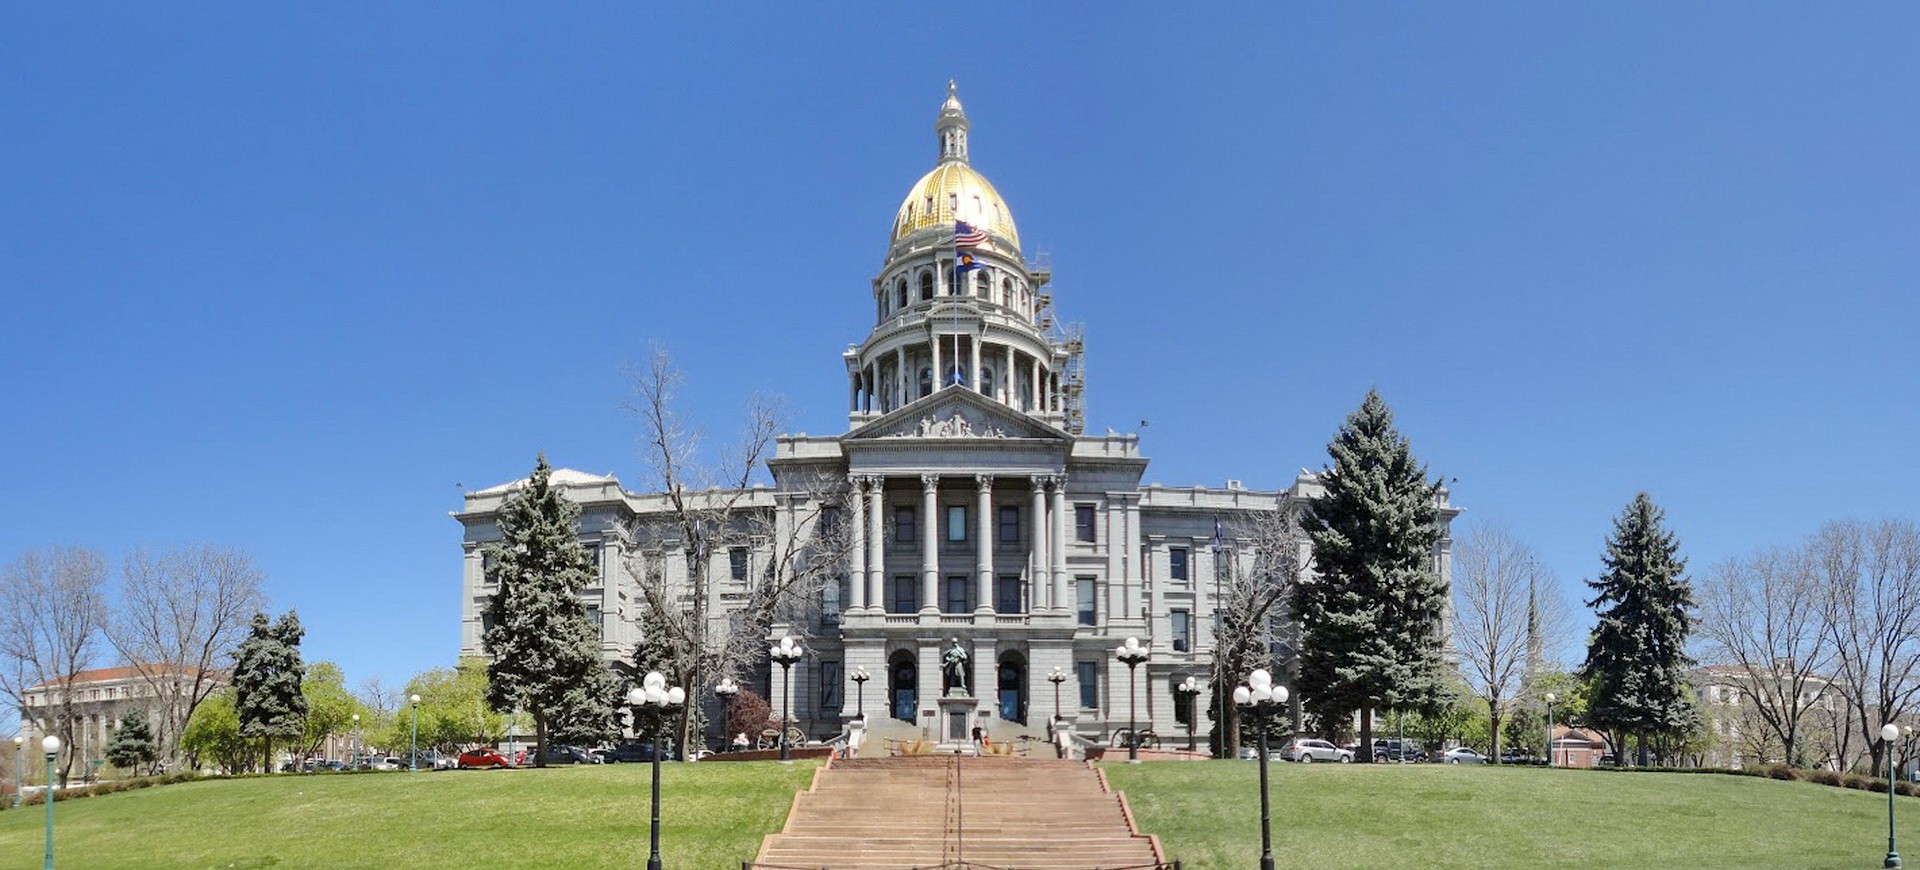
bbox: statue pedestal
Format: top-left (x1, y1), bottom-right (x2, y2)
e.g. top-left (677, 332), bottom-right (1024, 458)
top-left (935, 694), bottom-right (979, 754)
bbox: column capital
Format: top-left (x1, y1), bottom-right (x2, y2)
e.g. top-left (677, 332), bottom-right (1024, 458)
top-left (974, 473), bottom-right (994, 492)
top-left (921, 473), bottom-right (941, 491)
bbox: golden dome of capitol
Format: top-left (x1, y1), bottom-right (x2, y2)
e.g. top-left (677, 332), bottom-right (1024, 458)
top-left (888, 82), bottom-right (1020, 249)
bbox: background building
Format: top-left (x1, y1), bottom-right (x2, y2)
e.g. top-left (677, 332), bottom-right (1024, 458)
top-left (17, 664), bottom-right (218, 776)
top-left (454, 85), bottom-right (1458, 751)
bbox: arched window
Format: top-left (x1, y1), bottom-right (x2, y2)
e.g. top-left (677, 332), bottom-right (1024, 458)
top-left (919, 271), bottom-right (934, 301)
top-left (945, 364), bottom-right (967, 388)
top-left (1001, 278), bottom-right (1014, 307)
top-left (1018, 374), bottom-right (1034, 411)
top-left (979, 366), bottom-right (995, 397)
top-left (896, 279), bottom-right (908, 310)
top-left (918, 366), bottom-right (933, 399)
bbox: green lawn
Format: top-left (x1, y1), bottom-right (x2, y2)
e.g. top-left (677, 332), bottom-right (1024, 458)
top-left (4, 760), bottom-right (1915, 869)
top-left (1106, 761), bottom-right (1919, 870)
top-left (0, 762), bottom-right (817, 870)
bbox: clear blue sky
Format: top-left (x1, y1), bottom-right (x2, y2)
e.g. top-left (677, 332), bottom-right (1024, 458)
top-left (3, 5), bottom-right (1915, 730)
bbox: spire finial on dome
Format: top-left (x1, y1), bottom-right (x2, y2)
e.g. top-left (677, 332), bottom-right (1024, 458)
top-left (936, 80), bottom-right (970, 165)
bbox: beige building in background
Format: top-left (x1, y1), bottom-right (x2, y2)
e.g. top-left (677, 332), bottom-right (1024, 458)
top-left (17, 664), bottom-right (217, 774)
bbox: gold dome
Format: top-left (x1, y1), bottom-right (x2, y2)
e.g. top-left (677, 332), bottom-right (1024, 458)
top-left (890, 162), bottom-right (1020, 248)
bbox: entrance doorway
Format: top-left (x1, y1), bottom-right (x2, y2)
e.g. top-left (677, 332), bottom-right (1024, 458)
top-left (997, 651), bottom-right (1027, 724)
top-left (889, 650), bottom-right (917, 722)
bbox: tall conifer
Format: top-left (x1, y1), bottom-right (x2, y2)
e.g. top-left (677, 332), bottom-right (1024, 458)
top-left (232, 610), bottom-right (307, 772)
top-left (1581, 492), bottom-right (1695, 765)
top-left (482, 454), bottom-right (621, 764)
top-left (1295, 389), bottom-right (1447, 759)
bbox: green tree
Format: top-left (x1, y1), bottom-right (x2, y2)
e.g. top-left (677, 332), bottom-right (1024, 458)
top-left (105, 710), bottom-right (158, 774)
top-left (1295, 389), bottom-right (1448, 761)
top-left (232, 610), bottom-right (308, 772)
top-left (181, 688), bottom-right (258, 773)
top-left (300, 662), bottom-right (361, 759)
top-left (390, 658), bottom-right (512, 754)
top-left (482, 455), bottom-right (622, 765)
top-left (1581, 492), bottom-right (1696, 766)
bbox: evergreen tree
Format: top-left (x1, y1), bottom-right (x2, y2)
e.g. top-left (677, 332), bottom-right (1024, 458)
top-left (105, 709), bottom-right (158, 773)
top-left (482, 454), bottom-right (622, 764)
top-left (232, 610), bottom-right (308, 772)
top-left (1295, 389), bottom-right (1447, 761)
top-left (1580, 492), bottom-right (1696, 766)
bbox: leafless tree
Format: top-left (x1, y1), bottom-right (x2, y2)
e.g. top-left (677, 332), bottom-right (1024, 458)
top-left (0, 547), bottom-right (110, 785)
top-left (1814, 518), bottom-right (1920, 773)
top-left (1452, 525), bottom-right (1565, 763)
top-left (1696, 544), bottom-right (1836, 767)
top-left (103, 545), bottom-right (266, 767)
top-left (622, 348), bottom-right (853, 752)
top-left (1213, 505), bottom-right (1308, 759)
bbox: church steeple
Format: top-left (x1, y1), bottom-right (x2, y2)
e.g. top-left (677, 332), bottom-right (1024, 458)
top-left (936, 80), bottom-right (970, 165)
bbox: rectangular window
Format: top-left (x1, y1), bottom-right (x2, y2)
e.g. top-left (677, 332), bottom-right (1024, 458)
top-left (945, 574), bottom-right (970, 613)
top-left (1075, 505), bottom-right (1096, 543)
top-left (998, 505), bottom-right (1020, 543)
top-left (895, 506), bottom-right (916, 543)
top-left (821, 578), bottom-right (844, 628)
top-left (1169, 547), bottom-right (1189, 582)
top-left (1076, 576), bottom-right (1097, 626)
top-left (994, 574), bottom-right (1023, 613)
top-left (893, 575), bottom-right (917, 613)
top-left (947, 505), bottom-right (967, 542)
top-left (818, 661), bottom-right (843, 712)
top-left (819, 506), bottom-right (843, 537)
top-left (1077, 661), bottom-right (1099, 709)
top-left (1172, 609), bottom-right (1191, 653)
top-left (729, 547), bottom-right (749, 583)
top-left (586, 606), bottom-right (603, 640)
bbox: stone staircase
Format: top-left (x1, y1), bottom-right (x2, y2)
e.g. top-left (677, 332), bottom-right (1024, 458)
top-left (753, 755), bottom-right (1168, 869)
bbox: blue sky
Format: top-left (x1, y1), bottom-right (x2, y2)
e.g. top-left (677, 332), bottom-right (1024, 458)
top-left (3, 5), bottom-right (1915, 730)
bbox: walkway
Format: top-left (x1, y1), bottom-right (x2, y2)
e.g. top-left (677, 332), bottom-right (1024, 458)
top-left (753, 755), bottom-right (1168, 869)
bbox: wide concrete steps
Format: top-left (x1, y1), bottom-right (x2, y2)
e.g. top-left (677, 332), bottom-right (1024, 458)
top-left (755, 756), bottom-right (1165, 869)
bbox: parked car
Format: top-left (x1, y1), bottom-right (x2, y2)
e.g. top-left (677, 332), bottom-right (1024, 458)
top-left (1280, 738), bottom-right (1353, 763)
top-left (1440, 747), bottom-right (1489, 765)
top-left (602, 742), bottom-right (678, 763)
top-left (1498, 750), bottom-right (1539, 765)
top-left (1372, 739), bottom-right (1424, 762)
top-left (457, 748), bottom-right (512, 769)
top-left (534, 745), bottom-right (599, 765)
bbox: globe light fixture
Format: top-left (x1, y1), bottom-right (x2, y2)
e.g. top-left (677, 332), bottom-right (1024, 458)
top-left (1236, 669), bottom-right (1289, 870)
top-left (1175, 677), bottom-right (1202, 753)
top-left (409, 694), bottom-right (422, 772)
top-left (1114, 637), bottom-right (1150, 763)
top-left (1885, 722), bottom-right (1903, 868)
top-left (11, 734), bottom-right (22, 811)
top-left (42, 734), bottom-right (61, 870)
top-left (714, 677), bottom-right (740, 753)
top-left (628, 672), bottom-right (686, 870)
top-left (1544, 692), bottom-right (1557, 768)
top-left (769, 636), bottom-right (805, 762)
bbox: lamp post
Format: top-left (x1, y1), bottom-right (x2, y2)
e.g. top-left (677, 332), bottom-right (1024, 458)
top-left (42, 734), bottom-right (61, 870)
top-left (1048, 667), bottom-right (1067, 721)
top-left (1544, 693), bottom-right (1557, 768)
top-left (1234, 669), bottom-right (1288, 870)
top-left (850, 667), bottom-right (870, 721)
top-left (714, 678), bottom-right (739, 753)
top-left (1115, 637), bottom-right (1149, 763)
top-left (629, 674), bottom-right (686, 870)
top-left (770, 636), bottom-right (804, 762)
top-left (409, 694), bottom-right (421, 772)
top-left (12, 735), bottom-right (22, 810)
top-left (1176, 677), bottom-right (1201, 753)
top-left (1885, 722), bottom-right (1904, 868)
top-left (350, 713), bottom-right (360, 769)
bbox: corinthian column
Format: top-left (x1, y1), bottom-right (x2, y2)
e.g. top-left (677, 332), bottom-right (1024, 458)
top-left (975, 474), bottom-right (994, 613)
top-left (847, 475), bottom-right (867, 611)
top-left (921, 474), bottom-right (940, 612)
top-left (1051, 475), bottom-right (1069, 614)
top-left (1029, 476), bottom-right (1047, 614)
top-left (867, 475), bottom-right (885, 613)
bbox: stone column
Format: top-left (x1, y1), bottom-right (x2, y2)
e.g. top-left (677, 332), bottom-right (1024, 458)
top-left (1003, 344), bottom-right (1015, 405)
top-left (1051, 475), bottom-right (1070, 614)
top-left (921, 474), bottom-right (940, 612)
top-left (970, 335), bottom-right (983, 395)
top-left (1029, 477), bottom-right (1048, 614)
top-left (848, 475), bottom-right (867, 611)
top-left (1124, 495), bottom-right (1143, 621)
top-left (867, 476), bottom-right (885, 613)
top-left (931, 330), bottom-right (942, 394)
top-left (975, 474), bottom-right (994, 613)
top-left (896, 346), bottom-right (907, 403)
top-left (1029, 359), bottom-right (1041, 413)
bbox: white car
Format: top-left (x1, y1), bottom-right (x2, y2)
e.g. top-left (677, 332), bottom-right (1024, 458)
top-left (1440, 747), bottom-right (1489, 765)
top-left (1280, 738), bottom-right (1353, 763)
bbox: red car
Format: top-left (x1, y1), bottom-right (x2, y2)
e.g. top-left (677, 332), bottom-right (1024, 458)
top-left (457, 748), bottom-right (512, 769)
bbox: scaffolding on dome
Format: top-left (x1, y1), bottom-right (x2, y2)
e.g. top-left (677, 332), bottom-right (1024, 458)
top-left (1029, 255), bottom-right (1085, 435)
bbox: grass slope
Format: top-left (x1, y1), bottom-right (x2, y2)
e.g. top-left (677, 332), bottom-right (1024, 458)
top-left (1106, 762), bottom-right (1918, 870)
top-left (0, 762), bottom-right (817, 870)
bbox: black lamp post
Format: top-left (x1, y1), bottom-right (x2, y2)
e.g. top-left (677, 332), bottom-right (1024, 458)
top-left (1885, 722), bottom-right (1904, 869)
top-left (851, 667), bottom-right (870, 720)
top-left (1047, 667), bottom-right (1067, 721)
top-left (42, 734), bottom-right (61, 870)
top-left (714, 678), bottom-right (739, 753)
top-left (408, 694), bottom-right (421, 773)
top-left (1544, 692), bottom-right (1556, 768)
top-left (1235, 669), bottom-right (1288, 870)
top-left (629, 672), bottom-right (686, 870)
top-left (1175, 677), bottom-right (1201, 753)
top-left (1115, 637), bottom-right (1149, 763)
top-left (770, 636), bottom-right (804, 762)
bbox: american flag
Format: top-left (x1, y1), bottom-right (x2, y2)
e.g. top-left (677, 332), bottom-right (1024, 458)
top-left (953, 220), bottom-right (987, 249)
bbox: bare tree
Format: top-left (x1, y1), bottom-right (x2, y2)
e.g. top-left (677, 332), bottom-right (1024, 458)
top-left (1696, 544), bottom-right (1836, 767)
top-left (1452, 525), bottom-right (1564, 763)
top-left (1214, 506), bottom-right (1307, 759)
top-left (0, 547), bottom-right (110, 785)
top-left (1814, 518), bottom-right (1920, 774)
top-left (104, 545), bottom-right (266, 768)
top-left (622, 348), bottom-right (853, 752)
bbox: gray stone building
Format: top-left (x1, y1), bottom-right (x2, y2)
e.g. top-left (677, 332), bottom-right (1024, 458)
top-left (454, 84), bottom-right (1458, 751)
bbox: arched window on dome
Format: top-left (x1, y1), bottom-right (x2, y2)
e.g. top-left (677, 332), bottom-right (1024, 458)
top-left (896, 279), bottom-right (909, 311)
top-left (1001, 278), bottom-right (1014, 307)
top-left (993, 203), bottom-right (1001, 223)
top-left (919, 271), bottom-right (934, 302)
top-left (972, 195), bottom-right (982, 216)
top-left (949, 193), bottom-right (958, 213)
top-left (925, 195), bottom-right (934, 216)
top-left (945, 364), bottom-right (967, 387)
top-left (979, 366), bottom-right (995, 398)
top-left (1018, 366), bottom-right (1034, 411)
top-left (918, 366), bottom-right (933, 399)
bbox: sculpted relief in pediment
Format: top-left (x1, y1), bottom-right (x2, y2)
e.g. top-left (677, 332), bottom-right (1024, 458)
top-left (874, 403), bottom-right (1047, 440)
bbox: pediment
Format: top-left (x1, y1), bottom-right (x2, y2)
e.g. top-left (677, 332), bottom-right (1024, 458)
top-left (846, 389), bottom-right (1068, 442)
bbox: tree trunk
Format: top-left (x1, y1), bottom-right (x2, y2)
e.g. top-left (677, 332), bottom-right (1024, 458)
top-left (263, 737), bottom-right (273, 775)
top-left (1488, 700), bottom-right (1504, 764)
top-left (534, 712), bottom-right (549, 768)
top-left (1636, 731), bottom-right (1649, 766)
top-left (1358, 708), bottom-right (1374, 764)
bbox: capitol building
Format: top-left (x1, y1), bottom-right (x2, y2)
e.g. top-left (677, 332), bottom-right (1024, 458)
top-left (454, 84), bottom-right (1458, 751)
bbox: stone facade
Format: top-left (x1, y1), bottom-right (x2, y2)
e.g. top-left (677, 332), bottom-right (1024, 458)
top-left (453, 85), bottom-right (1459, 750)
top-left (17, 664), bottom-right (217, 773)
